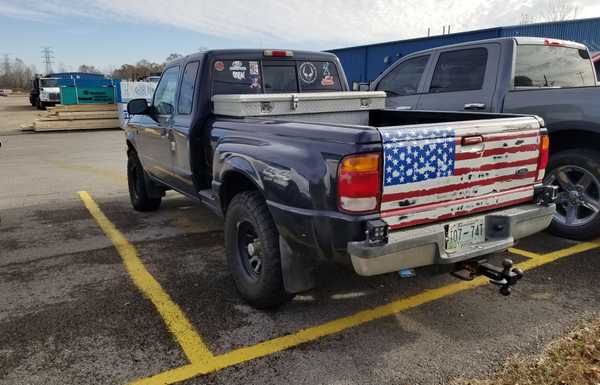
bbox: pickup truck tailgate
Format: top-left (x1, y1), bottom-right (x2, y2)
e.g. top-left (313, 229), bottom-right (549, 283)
top-left (379, 117), bottom-right (543, 230)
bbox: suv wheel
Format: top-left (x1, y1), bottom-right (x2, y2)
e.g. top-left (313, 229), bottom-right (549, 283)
top-left (544, 149), bottom-right (600, 240)
top-left (127, 151), bottom-right (162, 212)
top-left (225, 191), bottom-right (293, 309)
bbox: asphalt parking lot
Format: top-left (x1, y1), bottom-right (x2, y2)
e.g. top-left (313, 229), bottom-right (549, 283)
top-left (2, 98), bottom-right (600, 385)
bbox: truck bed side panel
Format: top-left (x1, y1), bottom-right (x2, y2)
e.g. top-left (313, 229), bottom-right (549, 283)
top-left (503, 87), bottom-right (600, 134)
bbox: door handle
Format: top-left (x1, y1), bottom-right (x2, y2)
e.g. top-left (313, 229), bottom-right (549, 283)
top-left (395, 105), bottom-right (413, 110)
top-left (464, 103), bottom-right (486, 111)
top-left (461, 135), bottom-right (485, 153)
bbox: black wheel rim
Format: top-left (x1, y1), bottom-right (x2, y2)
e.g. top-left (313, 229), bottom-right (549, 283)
top-left (545, 165), bottom-right (600, 227)
top-left (236, 221), bottom-right (262, 280)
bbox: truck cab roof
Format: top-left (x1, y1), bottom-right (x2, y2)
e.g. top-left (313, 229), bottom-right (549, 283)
top-left (396, 36), bottom-right (588, 61)
top-left (170, 49), bottom-right (341, 67)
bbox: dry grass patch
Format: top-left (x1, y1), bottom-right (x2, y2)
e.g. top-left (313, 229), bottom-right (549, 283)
top-left (455, 319), bottom-right (600, 385)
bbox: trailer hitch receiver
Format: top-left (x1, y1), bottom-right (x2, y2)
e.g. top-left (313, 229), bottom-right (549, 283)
top-left (453, 259), bottom-right (523, 296)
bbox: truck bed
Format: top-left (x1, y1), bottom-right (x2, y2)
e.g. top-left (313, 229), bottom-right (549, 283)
top-left (213, 91), bottom-right (543, 230)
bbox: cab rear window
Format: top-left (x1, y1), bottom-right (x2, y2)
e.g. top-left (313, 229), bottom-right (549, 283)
top-left (211, 59), bottom-right (342, 95)
top-left (514, 45), bottom-right (596, 88)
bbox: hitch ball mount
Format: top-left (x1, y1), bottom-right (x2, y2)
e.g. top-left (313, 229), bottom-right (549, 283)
top-left (453, 259), bottom-right (523, 296)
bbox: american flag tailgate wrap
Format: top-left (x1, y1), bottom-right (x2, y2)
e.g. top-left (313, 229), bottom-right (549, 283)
top-left (379, 122), bottom-right (542, 230)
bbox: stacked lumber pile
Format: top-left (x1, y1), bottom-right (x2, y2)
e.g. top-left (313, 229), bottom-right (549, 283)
top-left (22, 104), bottom-right (120, 132)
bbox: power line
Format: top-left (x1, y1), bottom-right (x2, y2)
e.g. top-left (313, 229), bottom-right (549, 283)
top-left (41, 46), bottom-right (54, 74)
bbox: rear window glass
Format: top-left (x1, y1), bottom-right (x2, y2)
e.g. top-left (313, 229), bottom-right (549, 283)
top-left (263, 65), bottom-right (298, 93)
top-left (211, 59), bottom-right (342, 95)
top-left (297, 61), bottom-right (342, 91)
top-left (514, 45), bottom-right (596, 88)
top-left (212, 60), bottom-right (262, 95)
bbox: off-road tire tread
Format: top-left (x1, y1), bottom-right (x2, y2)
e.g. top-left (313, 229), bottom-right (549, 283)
top-left (225, 191), bottom-right (293, 309)
top-left (127, 151), bottom-right (162, 212)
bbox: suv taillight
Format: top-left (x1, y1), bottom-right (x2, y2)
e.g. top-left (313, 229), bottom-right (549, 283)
top-left (536, 133), bottom-right (550, 181)
top-left (337, 153), bottom-right (381, 213)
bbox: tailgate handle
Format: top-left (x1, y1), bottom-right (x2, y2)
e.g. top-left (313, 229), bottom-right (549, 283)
top-left (462, 136), bottom-right (484, 146)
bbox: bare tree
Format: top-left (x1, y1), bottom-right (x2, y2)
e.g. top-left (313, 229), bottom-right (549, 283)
top-left (78, 64), bottom-right (102, 74)
top-left (520, 0), bottom-right (579, 24)
top-left (541, 0), bottom-right (578, 22)
top-left (0, 57), bottom-right (34, 90)
top-left (57, 62), bottom-right (71, 73)
top-left (165, 53), bottom-right (183, 63)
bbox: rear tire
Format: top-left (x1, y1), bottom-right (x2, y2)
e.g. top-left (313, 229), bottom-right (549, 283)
top-left (544, 149), bottom-right (600, 240)
top-left (225, 191), bottom-right (293, 309)
top-left (127, 151), bottom-right (162, 212)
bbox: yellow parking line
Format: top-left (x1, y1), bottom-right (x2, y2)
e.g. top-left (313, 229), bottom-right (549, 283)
top-left (517, 239), bottom-right (600, 270)
top-left (78, 191), bottom-right (213, 366)
top-left (508, 247), bottom-right (540, 259)
top-left (129, 237), bottom-right (600, 385)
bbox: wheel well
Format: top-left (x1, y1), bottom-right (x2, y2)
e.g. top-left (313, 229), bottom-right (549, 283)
top-left (220, 171), bottom-right (260, 213)
top-left (549, 130), bottom-right (600, 155)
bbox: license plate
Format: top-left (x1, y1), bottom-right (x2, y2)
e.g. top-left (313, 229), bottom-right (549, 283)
top-left (446, 218), bottom-right (485, 252)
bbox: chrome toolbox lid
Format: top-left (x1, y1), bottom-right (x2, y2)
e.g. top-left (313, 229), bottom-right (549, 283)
top-left (212, 91), bottom-right (387, 117)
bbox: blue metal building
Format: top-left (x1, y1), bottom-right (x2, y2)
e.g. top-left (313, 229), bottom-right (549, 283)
top-left (329, 17), bottom-right (600, 85)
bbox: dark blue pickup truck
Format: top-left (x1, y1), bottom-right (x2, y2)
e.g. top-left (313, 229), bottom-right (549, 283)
top-left (125, 49), bottom-right (555, 308)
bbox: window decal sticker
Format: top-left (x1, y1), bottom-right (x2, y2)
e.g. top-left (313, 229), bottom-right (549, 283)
top-left (214, 61), bottom-right (225, 71)
top-left (299, 62), bottom-right (317, 84)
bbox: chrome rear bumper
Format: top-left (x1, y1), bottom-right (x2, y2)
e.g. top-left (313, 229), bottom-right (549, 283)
top-left (347, 203), bottom-right (555, 276)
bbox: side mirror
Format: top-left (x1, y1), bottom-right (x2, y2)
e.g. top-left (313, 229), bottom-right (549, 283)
top-left (127, 98), bottom-right (149, 115)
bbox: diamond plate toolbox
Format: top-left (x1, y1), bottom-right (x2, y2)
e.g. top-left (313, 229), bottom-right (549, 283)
top-left (211, 91), bottom-right (387, 117)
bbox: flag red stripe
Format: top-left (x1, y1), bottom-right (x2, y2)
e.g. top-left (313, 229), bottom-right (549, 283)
top-left (382, 185), bottom-right (532, 218)
top-left (455, 144), bottom-right (538, 161)
top-left (483, 132), bottom-right (538, 142)
top-left (453, 158), bottom-right (538, 176)
top-left (382, 171), bottom-right (536, 203)
top-left (388, 196), bottom-right (533, 230)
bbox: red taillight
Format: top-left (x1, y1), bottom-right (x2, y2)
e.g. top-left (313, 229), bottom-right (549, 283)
top-left (537, 133), bottom-right (550, 181)
top-left (263, 50), bottom-right (293, 57)
top-left (337, 153), bottom-right (381, 213)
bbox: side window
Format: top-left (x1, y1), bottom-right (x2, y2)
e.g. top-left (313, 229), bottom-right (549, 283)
top-left (178, 61), bottom-right (199, 114)
top-left (429, 48), bottom-right (487, 93)
top-left (376, 55), bottom-right (429, 96)
top-left (153, 66), bottom-right (180, 115)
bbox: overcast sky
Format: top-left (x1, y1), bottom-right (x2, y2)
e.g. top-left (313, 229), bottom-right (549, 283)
top-left (1, 0), bottom-right (599, 72)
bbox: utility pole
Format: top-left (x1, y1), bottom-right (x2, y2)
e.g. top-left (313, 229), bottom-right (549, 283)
top-left (41, 46), bottom-right (54, 74)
